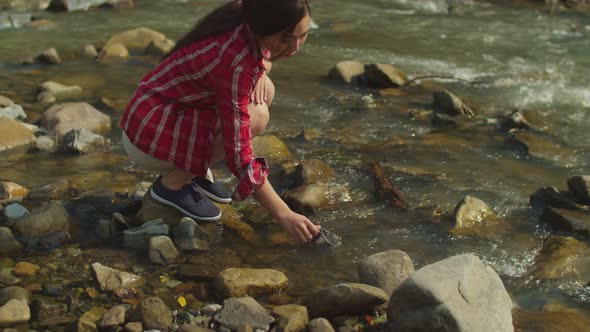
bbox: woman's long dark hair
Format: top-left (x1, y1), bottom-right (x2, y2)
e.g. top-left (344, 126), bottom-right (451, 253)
top-left (167, 0), bottom-right (310, 57)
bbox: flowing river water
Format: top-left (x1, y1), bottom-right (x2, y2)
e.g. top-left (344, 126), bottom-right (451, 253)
top-left (1, 0), bottom-right (589, 322)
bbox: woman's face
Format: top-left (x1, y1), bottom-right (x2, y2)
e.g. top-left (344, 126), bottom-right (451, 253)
top-left (259, 14), bottom-right (311, 61)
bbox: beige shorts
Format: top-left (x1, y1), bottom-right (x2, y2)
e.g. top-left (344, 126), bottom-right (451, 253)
top-left (122, 132), bottom-right (174, 172)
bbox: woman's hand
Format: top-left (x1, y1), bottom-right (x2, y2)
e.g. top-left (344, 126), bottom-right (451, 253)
top-left (251, 73), bottom-right (270, 105)
top-left (277, 210), bottom-right (321, 243)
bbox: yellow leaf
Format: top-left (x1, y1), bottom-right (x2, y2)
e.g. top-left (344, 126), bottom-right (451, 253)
top-left (178, 296), bottom-right (186, 308)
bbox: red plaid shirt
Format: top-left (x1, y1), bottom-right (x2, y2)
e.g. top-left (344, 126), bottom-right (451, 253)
top-left (121, 22), bottom-right (268, 200)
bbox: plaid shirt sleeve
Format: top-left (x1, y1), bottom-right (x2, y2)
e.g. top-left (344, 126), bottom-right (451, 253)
top-left (215, 64), bottom-right (268, 201)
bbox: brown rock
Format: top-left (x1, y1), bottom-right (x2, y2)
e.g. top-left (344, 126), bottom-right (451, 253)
top-left (0, 118), bottom-right (35, 152)
top-left (0, 181), bottom-right (29, 200)
top-left (14, 262), bottom-right (40, 276)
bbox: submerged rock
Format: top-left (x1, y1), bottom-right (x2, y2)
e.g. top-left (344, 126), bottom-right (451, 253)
top-left (528, 236), bottom-right (590, 283)
top-left (0, 117), bottom-right (35, 152)
top-left (50, 0), bottom-right (133, 11)
top-left (509, 130), bottom-right (576, 164)
top-left (357, 249), bottom-right (415, 297)
top-left (500, 110), bottom-right (530, 131)
top-left (541, 207), bottom-right (590, 235)
top-left (172, 217), bottom-right (210, 251)
top-left (39, 81), bottom-right (82, 102)
top-left (41, 103), bottom-right (111, 144)
top-left (99, 27), bottom-right (166, 60)
top-left (295, 158), bottom-right (335, 186)
top-left (138, 297), bottom-right (172, 331)
top-left (530, 186), bottom-right (582, 212)
top-left (32, 296), bottom-right (68, 321)
top-left (91, 262), bottom-right (144, 291)
top-left (387, 254), bottom-right (513, 332)
top-left (214, 297), bottom-right (274, 331)
top-left (0, 227), bottom-right (22, 254)
top-left (23, 48), bottom-right (60, 65)
top-left (216, 268), bottom-right (288, 298)
top-left (145, 39), bottom-right (175, 57)
top-left (148, 235), bottom-right (179, 265)
top-left (283, 183), bottom-right (330, 215)
top-left (97, 305), bottom-right (127, 330)
top-left (452, 196), bottom-right (497, 230)
top-left (99, 43), bottom-right (129, 61)
top-left (512, 307), bottom-right (590, 332)
top-left (252, 135), bottom-right (292, 164)
top-left (78, 306), bottom-right (106, 332)
top-left (0, 95), bottom-right (14, 107)
top-left (303, 283), bottom-right (388, 319)
top-left (0, 287), bottom-right (31, 306)
top-left (0, 12), bottom-right (32, 30)
top-left (308, 318), bottom-right (336, 332)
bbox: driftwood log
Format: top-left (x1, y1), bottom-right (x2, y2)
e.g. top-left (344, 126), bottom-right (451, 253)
top-left (368, 162), bottom-right (410, 209)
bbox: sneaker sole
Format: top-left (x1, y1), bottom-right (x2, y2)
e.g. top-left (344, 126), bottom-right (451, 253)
top-left (196, 185), bottom-right (233, 204)
top-left (149, 188), bottom-right (222, 222)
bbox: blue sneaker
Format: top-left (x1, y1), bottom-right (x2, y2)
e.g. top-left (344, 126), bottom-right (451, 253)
top-left (192, 175), bottom-right (232, 204)
top-left (150, 177), bottom-right (221, 222)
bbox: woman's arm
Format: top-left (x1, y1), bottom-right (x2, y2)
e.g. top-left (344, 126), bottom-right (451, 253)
top-left (252, 180), bottom-right (320, 243)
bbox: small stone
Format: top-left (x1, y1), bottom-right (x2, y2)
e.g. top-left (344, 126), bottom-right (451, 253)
top-left (172, 217), bottom-right (210, 251)
top-left (132, 181), bottom-right (151, 200)
top-left (13, 202), bottom-right (70, 238)
top-left (329, 61), bottom-right (365, 85)
top-left (98, 305), bottom-right (127, 329)
top-left (0, 286), bottom-right (31, 306)
top-left (433, 90), bottom-right (474, 117)
top-left (453, 196), bottom-right (495, 229)
top-left (0, 95), bottom-right (14, 107)
top-left (96, 219), bottom-right (111, 240)
top-left (79, 44), bottom-right (98, 58)
top-left (34, 48), bottom-right (61, 64)
top-left (217, 268), bottom-right (289, 298)
top-left (0, 181), bottom-right (30, 200)
top-left (213, 297), bottom-right (274, 331)
top-left (62, 128), bottom-right (107, 154)
top-left (145, 39), bottom-right (175, 57)
top-left (78, 306), bottom-right (107, 332)
top-left (364, 63), bottom-right (408, 88)
top-left (124, 322), bottom-right (143, 332)
top-left (0, 118), bottom-right (36, 152)
top-left (91, 262), bottom-right (144, 291)
top-left (123, 219), bottom-right (169, 249)
top-left (0, 105), bottom-right (27, 120)
top-left (149, 236), bottom-right (179, 265)
top-left (271, 305), bottom-right (309, 332)
top-left (0, 227), bottom-right (22, 254)
top-left (42, 284), bottom-right (64, 297)
top-left (357, 249), bottom-right (415, 297)
top-left (567, 175), bottom-right (590, 205)
top-left (14, 262), bottom-right (40, 276)
top-left (0, 299), bottom-right (31, 325)
top-left (3, 203), bottom-right (29, 223)
top-left (32, 297), bottom-right (67, 321)
top-left (138, 297), bottom-right (173, 331)
top-left (308, 318), bottom-right (336, 332)
top-left (303, 283), bottom-right (388, 319)
top-left (34, 136), bottom-right (57, 152)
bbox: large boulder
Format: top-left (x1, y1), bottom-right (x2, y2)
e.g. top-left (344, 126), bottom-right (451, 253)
top-left (387, 254), bottom-right (513, 332)
top-left (41, 103), bottom-right (111, 144)
top-left (303, 283), bottom-right (388, 319)
top-left (0, 117), bottom-right (35, 152)
top-left (13, 202), bottom-right (70, 238)
top-left (357, 249), bottom-right (415, 297)
top-left (216, 268), bottom-right (289, 298)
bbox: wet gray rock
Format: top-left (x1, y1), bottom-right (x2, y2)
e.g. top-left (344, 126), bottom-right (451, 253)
top-left (213, 297), bottom-right (275, 331)
top-left (32, 297), bottom-right (67, 321)
top-left (387, 254), bottom-right (513, 332)
top-left (145, 39), bottom-right (175, 57)
top-left (567, 175), bottom-right (590, 205)
top-left (78, 44), bottom-right (98, 58)
top-left (0, 287), bottom-right (30, 306)
top-left (329, 61), bottom-right (365, 85)
top-left (509, 130), bottom-right (576, 163)
top-left (0, 12), bottom-right (32, 30)
top-left (433, 90), bottom-right (474, 117)
top-left (309, 318), bottom-right (336, 332)
top-left (295, 158), bottom-right (335, 186)
top-left (34, 135), bottom-right (57, 152)
top-left (138, 297), bottom-right (172, 331)
top-left (28, 179), bottom-right (70, 200)
top-left (98, 305), bottom-right (127, 330)
top-left (0, 105), bottom-right (26, 120)
top-left (216, 268), bottom-right (288, 298)
top-left (453, 196), bottom-right (495, 229)
top-left (0, 95), bottom-right (14, 107)
top-left (41, 102), bottom-right (111, 144)
top-left (123, 219), bottom-right (169, 249)
top-left (13, 202), bottom-right (70, 238)
top-left (0, 299), bottom-right (30, 325)
top-left (148, 235), bottom-right (179, 265)
top-left (62, 128), bottom-right (107, 154)
top-left (530, 186), bottom-right (582, 212)
top-left (0, 117), bottom-right (35, 152)
top-left (91, 262), bottom-right (144, 291)
top-left (303, 283), bottom-right (388, 319)
top-left (541, 207), bottom-right (590, 235)
top-left (271, 304), bottom-right (309, 332)
top-left (357, 249), bottom-right (415, 297)
top-left (172, 217), bottom-right (210, 251)
top-left (364, 63), bottom-right (408, 88)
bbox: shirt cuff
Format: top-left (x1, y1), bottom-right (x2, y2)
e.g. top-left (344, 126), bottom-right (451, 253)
top-left (231, 157), bottom-right (269, 201)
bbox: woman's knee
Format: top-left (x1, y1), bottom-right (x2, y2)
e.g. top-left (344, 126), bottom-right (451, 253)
top-left (249, 103), bottom-right (269, 136)
top-left (265, 77), bottom-right (275, 106)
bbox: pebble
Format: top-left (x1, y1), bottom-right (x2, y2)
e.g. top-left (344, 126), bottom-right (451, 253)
top-left (14, 262), bottom-right (41, 276)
